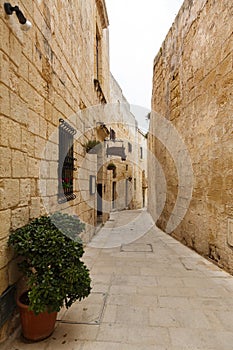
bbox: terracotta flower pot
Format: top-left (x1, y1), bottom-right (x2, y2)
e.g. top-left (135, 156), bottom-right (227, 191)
top-left (17, 292), bottom-right (57, 341)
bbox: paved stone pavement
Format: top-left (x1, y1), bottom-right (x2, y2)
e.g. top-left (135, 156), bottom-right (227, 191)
top-left (8, 209), bottom-right (233, 350)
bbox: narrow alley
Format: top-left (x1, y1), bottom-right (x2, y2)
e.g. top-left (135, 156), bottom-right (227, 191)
top-left (1, 0), bottom-right (232, 349)
top-left (9, 210), bottom-right (233, 350)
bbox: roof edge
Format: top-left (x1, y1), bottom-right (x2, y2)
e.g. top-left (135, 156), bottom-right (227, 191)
top-left (96, 0), bottom-right (109, 28)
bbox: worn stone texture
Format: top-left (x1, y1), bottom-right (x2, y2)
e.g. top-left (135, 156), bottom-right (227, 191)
top-left (7, 211), bottom-right (233, 350)
top-left (148, 0), bottom-right (233, 273)
top-left (0, 0), bottom-right (146, 342)
top-left (108, 75), bottom-right (148, 211)
top-left (0, 0), bottom-right (112, 342)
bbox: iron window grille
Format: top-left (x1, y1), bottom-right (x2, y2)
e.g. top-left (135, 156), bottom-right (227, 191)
top-left (58, 119), bottom-right (77, 203)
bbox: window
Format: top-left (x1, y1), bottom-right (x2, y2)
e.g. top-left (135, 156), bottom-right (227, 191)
top-left (89, 175), bottom-right (96, 195)
top-left (110, 128), bottom-right (116, 141)
top-left (58, 119), bottom-right (77, 203)
top-left (94, 26), bottom-right (107, 104)
top-left (140, 147), bottom-right (143, 159)
top-left (134, 178), bottom-right (136, 190)
top-left (95, 27), bottom-right (102, 82)
top-left (96, 33), bottom-right (100, 80)
top-left (128, 142), bottom-right (132, 153)
top-left (126, 165), bottom-right (128, 171)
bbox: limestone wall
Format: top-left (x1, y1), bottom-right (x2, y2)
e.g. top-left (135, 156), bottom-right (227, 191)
top-left (108, 75), bottom-right (147, 210)
top-left (0, 0), bottom-right (110, 341)
top-left (148, 0), bottom-right (233, 273)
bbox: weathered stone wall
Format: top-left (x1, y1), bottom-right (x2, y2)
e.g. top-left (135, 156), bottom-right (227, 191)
top-left (148, 0), bottom-right (233, 273)
top-left (0, 0), bottom-right (110, 342)
top-left (137, 130), bottom-right (148, 208)
top-left (109, 75), bottom-right (147, 210)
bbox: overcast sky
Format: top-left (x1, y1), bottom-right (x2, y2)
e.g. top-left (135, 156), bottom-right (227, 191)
top-left (105, 0), bottom-right (184, 130)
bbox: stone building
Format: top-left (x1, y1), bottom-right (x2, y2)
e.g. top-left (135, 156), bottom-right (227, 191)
top-left (148, 0), bottom-right (233, 273)
top-left (105, 75), bottom-right (147, 211)
top-left (75, 76), bottom-right (148, 225)
top-left (0, 0), bottom-right (111, 342)
top-left (0, 0), bottom-right (147, 343)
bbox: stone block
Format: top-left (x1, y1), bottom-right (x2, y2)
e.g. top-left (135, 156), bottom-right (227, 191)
top-left (221, 34), bottom-right (233, 60)
top-left (0, 52), bottom-right (10, 87)
top-left (44, 101), bottom-right (54, 123)
top-left (0, 116), bottom-right (11, 147)
top-left (10, 92), bottom-right (28, 126)
top-left (12, 150), bottom-right (28, 178)
top-left (193, 67), bottom-right (204, 85)
top-left (28, 157), bottom-right (39, 178)
top-left (38, 179), bottom-right (47, 197)
top-left (0, 238), bottom-right (13, 270)
top-left (35, 136), bottom-right (46, 159)
top-left (28, 63), bottom-right (47, 98)
top-left (21, 129), bottom-right (34, 157)
top-left (30, 179), bottom-right (37, 197)
top-left (0, 209), bottom-right (11, 240)
top-left (27, 109), bottom-right (40, 135)
top-left (8, 121), bottom-right (21, 150)
top-left (0, 18), bottom-right (10, 55)
top-left (25, 84), bottom-right (45, 117)
top-left (39, 160), bottom-right (50, 179)
top-left (30, 197), bottom-right (41, 219)
top-left (45, 141), bottom-right (58, 161)
top-left (9, 61), bottom-right (20, 94)
top-left (11, 207), bottom-right (29, 231)
top-left (0, 87), bottom-right (10, 118)
top-left (18, 54), bottom-right (29, 80)
top-left (49, 161), bottom-right (58, 179)
top-left (39, 116), bottom-right (47, 139)
top-left (18, 78), bottom-right (31, 103)
top-left (0, 147), bottom-right (11, 178)
top-left (19, 179), bottom-right (31, 206)
top-left (22, 32), bottom-right (33, 58)
top-left (217, 54), bottom-right (232, 77)
top-left (0, 179), bottom-right (20, 209)
top-left (46, 179), bottom-right (57, 196)
top-left (9, 32), bottom-right (22, 67)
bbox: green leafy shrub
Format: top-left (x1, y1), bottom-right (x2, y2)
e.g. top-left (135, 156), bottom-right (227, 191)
top-left (107, 162), bottom-right (116, 170)
top-left (83, 139), bottom-right (101, 153)
top-left (8, 212), bottom-right (91, 315)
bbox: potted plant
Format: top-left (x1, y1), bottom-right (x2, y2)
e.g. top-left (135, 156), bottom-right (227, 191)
top-left (83, 139), bottom-right (101, 154)
top-left (107, 162), bottom-right (116, 171)
top-left (8, 212), bottom-right (91, 341)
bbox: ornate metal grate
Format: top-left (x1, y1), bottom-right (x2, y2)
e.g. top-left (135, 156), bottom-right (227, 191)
top-left (58, 119), bottom-right (77, 204)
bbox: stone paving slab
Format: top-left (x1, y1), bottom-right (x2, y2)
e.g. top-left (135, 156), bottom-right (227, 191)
top-left (57, 292), bottom-right (107, 325)
top-left (8, 209), bottom-right (233, 350)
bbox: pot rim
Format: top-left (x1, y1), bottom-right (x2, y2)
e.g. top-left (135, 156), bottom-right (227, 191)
top-left (17, 290), bottom-right (30, 309)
